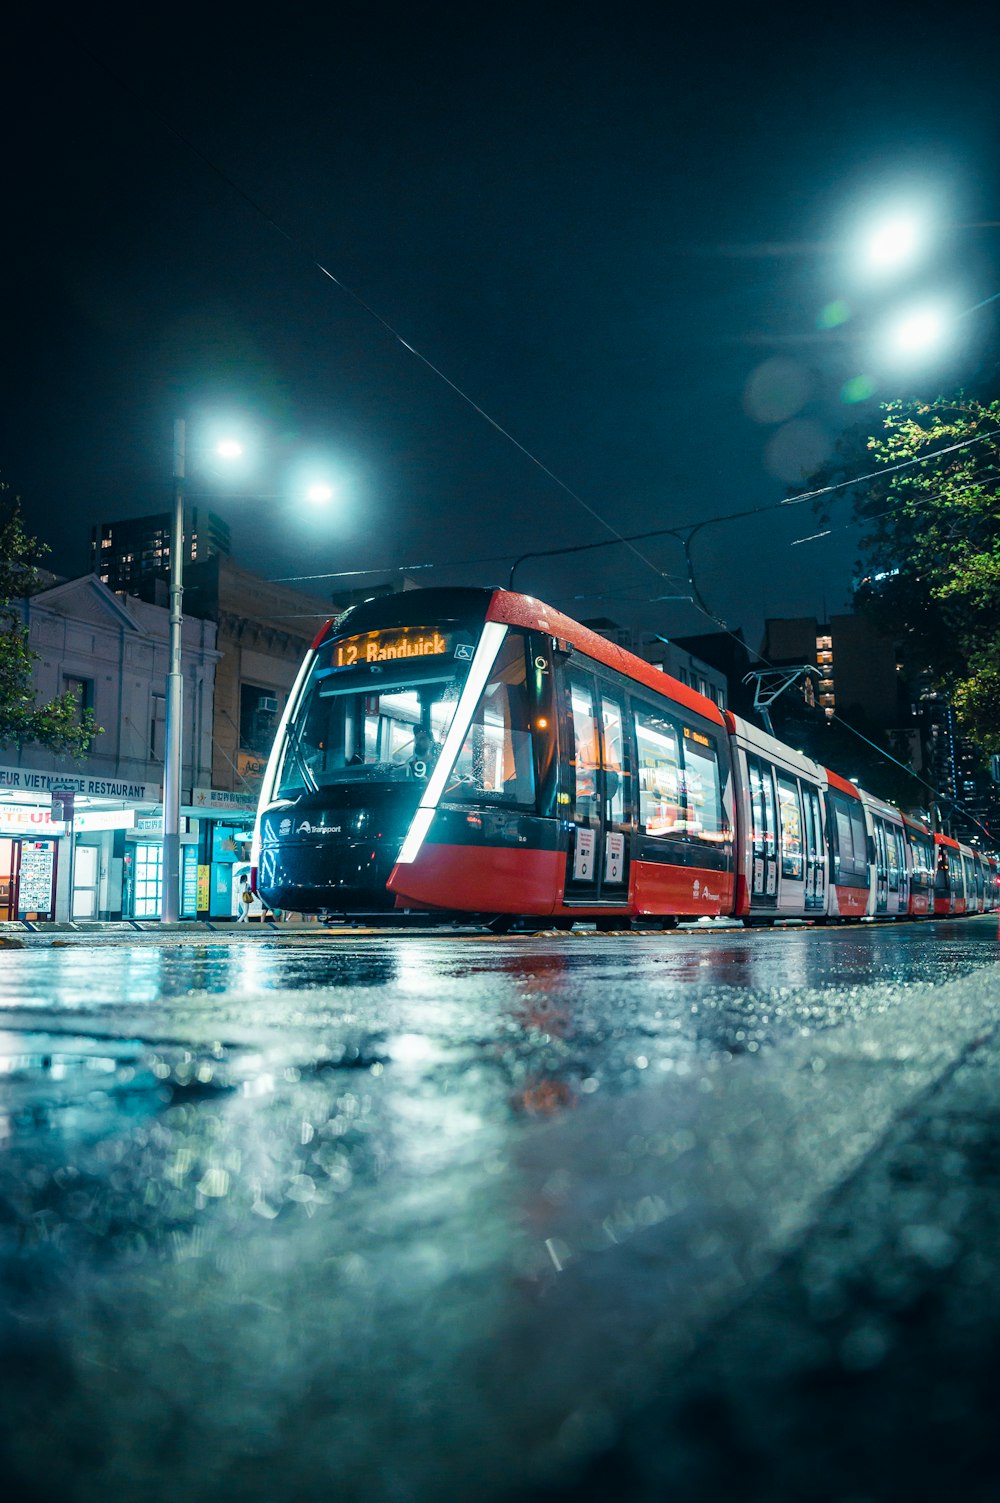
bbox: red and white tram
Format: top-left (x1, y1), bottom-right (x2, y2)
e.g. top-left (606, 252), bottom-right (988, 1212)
top-left (252, 585), bottom-right (992, 927)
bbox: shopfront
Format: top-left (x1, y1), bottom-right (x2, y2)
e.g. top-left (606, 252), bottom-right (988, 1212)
top-left (0, 805), bottom-right (63, 921)
top-left (0, 763), bottom-right (162, 922)
top-left (124, 817), bottom-right (200, 919)
top-left (189, 788), bottom-right (260, 919)
top-left (0, 766), bottom-right (263, 923)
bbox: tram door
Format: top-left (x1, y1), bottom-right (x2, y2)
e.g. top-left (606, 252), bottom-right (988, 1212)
top-left (889, 825), bottom-right (908, 915)
top-left (563, 673), bottom-right (632, 906)
top-left (747, 756), bottom-right (778, 906)
top-left (873, 820), bottom-right (889, 914)
top-left (803, 785), bottom-right (825, 911)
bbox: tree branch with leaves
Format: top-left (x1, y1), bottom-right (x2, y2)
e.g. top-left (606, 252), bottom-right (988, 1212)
top-left (816, 394), bottom-right (1000, 753)
top-left (0, 481), bottom-right (101, 756)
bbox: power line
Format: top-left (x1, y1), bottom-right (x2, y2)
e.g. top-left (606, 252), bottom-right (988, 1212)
top-left (53, 22), bottom-right (685, 598)
top-left (272, 425), bottom-right (1000, 605)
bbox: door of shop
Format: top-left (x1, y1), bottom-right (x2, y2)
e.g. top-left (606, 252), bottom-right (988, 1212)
top-left (0, 838), bottom-right (58, 920)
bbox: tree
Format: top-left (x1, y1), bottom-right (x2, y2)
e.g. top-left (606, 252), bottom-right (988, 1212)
top-left (0, 482), bottom-right (101, 755)
top-left (815, 394), bottom-right (1000, 753)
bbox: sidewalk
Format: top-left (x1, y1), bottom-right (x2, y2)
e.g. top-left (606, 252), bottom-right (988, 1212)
top-left (526, 1016), bottom-right (1000, 1502)
top-left (0, 918), bottom-right (387, 945)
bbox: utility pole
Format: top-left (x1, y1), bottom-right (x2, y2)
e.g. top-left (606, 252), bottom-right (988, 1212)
top-left (162, 419), bottom-right (185, 923)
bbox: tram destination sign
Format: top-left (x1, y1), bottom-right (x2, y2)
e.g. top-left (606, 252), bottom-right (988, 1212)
top-left (327, 627), bottom-right (472, 671)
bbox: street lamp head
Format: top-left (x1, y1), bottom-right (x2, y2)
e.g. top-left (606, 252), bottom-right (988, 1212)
top-left (305, 482), bottom-right (335, 506)
top-left (888, 304), bottom-right (948, 359)
top-left (216, 438), bottom-right (244, 462)
top-left (866, 214), bottom-right (923, 273)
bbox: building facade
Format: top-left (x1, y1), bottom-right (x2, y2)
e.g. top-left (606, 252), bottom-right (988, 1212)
top-left (84, 512), bottom-right (341, 917)
top-left (2, 576), bottom-right (218, 922)
top-left (90, 508), bottom-right (231, 598)
top-left (760, 613), bottom-right (905, 728)
top-left (183, 556), bottom-right (336, 794)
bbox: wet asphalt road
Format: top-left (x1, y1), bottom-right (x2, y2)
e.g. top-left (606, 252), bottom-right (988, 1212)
top-left (1, 918), bottom-right (999, 1502)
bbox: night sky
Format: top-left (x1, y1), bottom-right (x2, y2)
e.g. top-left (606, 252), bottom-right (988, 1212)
top-left (5, 7), bottom-right (999, 647)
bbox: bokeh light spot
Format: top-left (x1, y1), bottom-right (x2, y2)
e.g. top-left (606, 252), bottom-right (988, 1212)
top-left (841, 374), bottom-right (876, 404)
top-left (743, 358), bottom-right (813, 425)
top-left (765, 419), bottom-right (831, 483)
top-left (818, 300), bottom-right (851, 329)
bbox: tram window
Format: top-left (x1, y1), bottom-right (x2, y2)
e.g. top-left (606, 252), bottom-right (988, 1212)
top-left (601, 698), bottom-right (626, 823)
top-left (449, 634), bottom-right (535, 806)
top-left (911, 834), bottom-right (933, 886)
top-left (749, 758), bottom-right (777, 855)
top-left (834, 806), bottom-right (855, 873)
top-left (275, 658), bottom-right (466, 795)
top-left (681, 733), bottom-right (725, 844)
top-left (569, 678), bottom-right (601, 818)
top-left (935, 847), bottom-right (950, 896)
top-left (777, 776), bottom-right (804, 879)
top-left (636, 707), bottom-right (681, 835)
top-left (749, 759), bottom-right (766, 850)
top-left (829, 792), bottom-right (868, 881)
top-left (636, 706), bottom-right (723, 843)
top-left (886, 826), bottom-right (901, 889)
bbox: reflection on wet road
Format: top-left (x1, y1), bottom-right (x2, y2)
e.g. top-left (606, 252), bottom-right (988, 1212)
top-left (1, 919), bottom-right (998, 1502)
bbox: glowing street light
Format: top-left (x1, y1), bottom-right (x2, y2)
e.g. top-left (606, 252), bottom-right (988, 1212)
top-left (865, 214), bottom-right (924, 273)
top-left (887, 305), bottom-right (948, 358)
top-left (216, 438), bottom-right (244, 461)
top-left (305, 482), bottom-right (335, 506)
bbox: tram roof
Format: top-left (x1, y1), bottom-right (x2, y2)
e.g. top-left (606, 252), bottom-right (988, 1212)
top-left (486, 589), bottom-right (728, 728)
top-left (311, 585), bottom-right (728, 729)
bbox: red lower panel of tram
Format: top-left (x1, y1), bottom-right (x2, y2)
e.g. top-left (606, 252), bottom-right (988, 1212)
top-left (832, 884), bottom-right (868, 918)
top-left (387, 843), bottom-right (735, 918)
top-left (630, 860), bottom-right (733, 916)
top-left (388, 844), bottom-right (563, 914)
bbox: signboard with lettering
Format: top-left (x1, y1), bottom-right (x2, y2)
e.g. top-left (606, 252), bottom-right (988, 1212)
top-left (0, 763), bottom-right (160, 803)
top-left (573, 826), bottom-right (596, 881)
top-left (0, 806), bottom-right (64, 837)
top-left (190, 788), bottom-right (260, 813)
top-left (18, 842), bottom-right (55, 917)
top-left (323, 627), bottom-right (476, 673)
top-left (237, 753), bottom-right (268, 783)
top-left (74, 810), bottom-right (137, 833)
top-left (604, 831), bottom-right (625, 884)
top-left (51, 788), bottom-right (75, 823)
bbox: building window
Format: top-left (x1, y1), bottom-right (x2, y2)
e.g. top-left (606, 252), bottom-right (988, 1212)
top-left (240, 684), bottom-right (280, 756)
top-left (150, 693), bottom-right (166, 761)
top-left (63, 675), bottom-right (94, 722)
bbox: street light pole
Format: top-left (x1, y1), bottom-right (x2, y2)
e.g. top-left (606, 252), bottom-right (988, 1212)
top-left (162, 418), bottom-right (186, 922)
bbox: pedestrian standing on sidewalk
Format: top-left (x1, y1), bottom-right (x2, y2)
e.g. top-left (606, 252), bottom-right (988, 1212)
top-left (237, 874), bottom-right (252, 921)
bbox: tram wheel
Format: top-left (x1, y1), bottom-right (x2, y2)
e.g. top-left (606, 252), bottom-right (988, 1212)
top-left (484, 914), bottom-right (515, 935)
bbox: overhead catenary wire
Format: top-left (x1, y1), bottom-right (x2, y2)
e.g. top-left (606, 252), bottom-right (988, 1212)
top-left (53, 22), bottom-right (686, 599)
top-left (271, 425), bottom-right (1000, 592)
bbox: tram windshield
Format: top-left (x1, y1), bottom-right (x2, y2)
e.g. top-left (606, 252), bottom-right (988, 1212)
top-left (274, 623), bottom-right (479, 797)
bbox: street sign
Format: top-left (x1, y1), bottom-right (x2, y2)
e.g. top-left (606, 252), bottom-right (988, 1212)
top-left (51, 788), bottom-right (75, 823)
